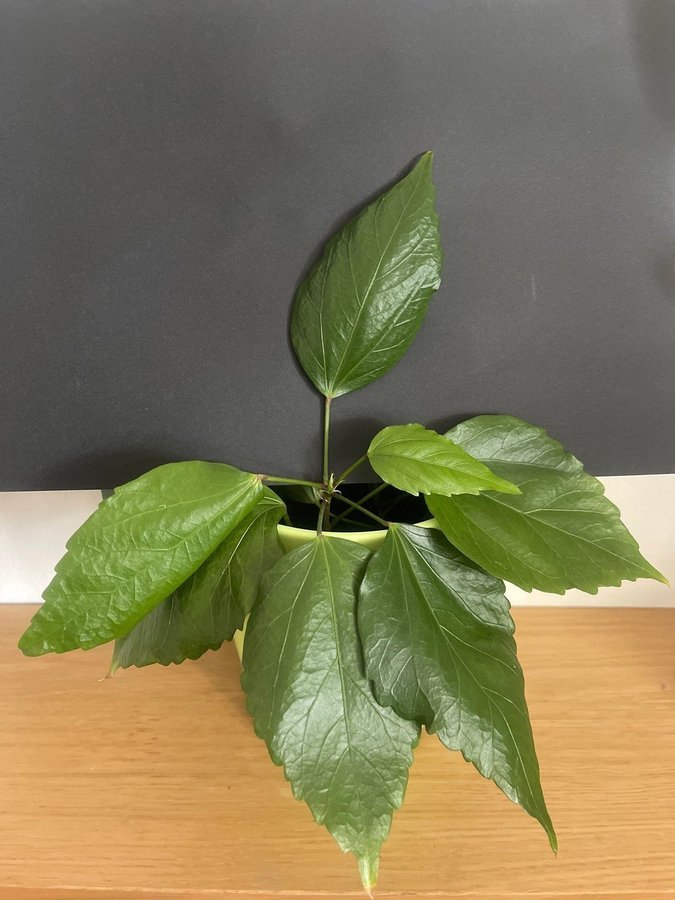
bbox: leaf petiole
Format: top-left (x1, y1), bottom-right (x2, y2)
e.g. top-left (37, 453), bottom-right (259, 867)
top-left (317, 500), bottom-right (327, 536)
top-left (262, 475), bottom-right (324, 489)
top-left (335, 454), bottom-right (368, 485)
top-left (331, 493), bottom-right (389, 529)
top-left (323, 396), bottom-right (332, 484)
top-left (331, 481), bottom-right (388, 527)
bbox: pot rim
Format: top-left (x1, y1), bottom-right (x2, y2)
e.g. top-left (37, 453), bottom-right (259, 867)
top-left (277, 517), bottom-right (436, 541)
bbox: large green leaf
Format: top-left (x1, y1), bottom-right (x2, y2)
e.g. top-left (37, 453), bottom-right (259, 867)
top-left (358, 524), bottom-right (555, 847)
top-left (19, 462), bottom-right (263, 656)
top-left (290, 153), bottom-right (442, 398)
top-left (427, 416), bottom-right (666, 594)
top-left (111, 488), bottom-right (285, 670)
top-left (242, 537), bottom-right (418, 892)
top-left (368, 424), bottom-right (520, 498)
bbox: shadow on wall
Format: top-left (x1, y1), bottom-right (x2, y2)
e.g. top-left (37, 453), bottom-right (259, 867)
top-left (631, 0), bottom-right (675, 132)
top-left (631, 1), bottom-right (675, 303)
top-left (36, 446), bottom-right (184, 492)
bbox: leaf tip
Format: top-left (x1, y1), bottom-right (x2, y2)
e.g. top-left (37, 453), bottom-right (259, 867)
top-left (542, 817), bottom-right (558, 854)
top-left (17, 628), bottom-right (41, 657)
top-left (494, 478), bottom-right (521, 496)
top-left (408, 151), bottom-right (435, 183)
top-left (107, 657), bottom-right (120, 678)
top-left (652, 567), bottom-right (670, 587)
top-left (358, 852), bottom-right (379, 897)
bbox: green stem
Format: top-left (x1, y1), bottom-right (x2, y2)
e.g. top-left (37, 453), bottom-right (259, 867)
top-left (322, 396), bottom-right (332, 484)
top-left (332, 514), bottom-right (364, 528)
top-left (317, 500), bottom-right (327, 536)
top-left (380, 490), bottom-right (410, 516)
top-left (331, 482), bottom-right (388, 527)
top-left (331, 493), bottom-right (389, 529)
top-left (262, 476), bottom-right (323, 488)
top-left (335, 454), bottom-right (367, 486)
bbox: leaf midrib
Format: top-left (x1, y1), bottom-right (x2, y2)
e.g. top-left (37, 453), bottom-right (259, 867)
top-left (395, 534), bottom-right (539, 811)
top-left (462, 491), bottom-right (652, 576)
top-left (397, 533), bottom-right (519, 677)
top-left (72, 477), bottom-right (258, 549)
top-left (450, 422), bottom-right (576, 473)
top-left (376, 446), bottom-right (492, 479)
top-left (320, 540), bottom-right (369, 830)
top-left (328, 170), bottom-right (424, 392)
top-left (35, 483), bottom-right (260, 650)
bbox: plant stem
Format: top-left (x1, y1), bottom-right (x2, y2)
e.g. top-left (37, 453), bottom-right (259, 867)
top-left (331, 482), bottom-right (388, 527)
top-left (322, 396), bottom-right (332, 484)
top-left (331, 493), bottom-right (389, 529)
top-left (379, 490), bottom-right (410, 516)
top-left (335, 454), bottom-right (368, 485)
top-left (317, 499), bottom-right (327, 536)
top-left (332, 514), bottom-right (364, 528)
top-left (262, 476), bottom-right (323, 488)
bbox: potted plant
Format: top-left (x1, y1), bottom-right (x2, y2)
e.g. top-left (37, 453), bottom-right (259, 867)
top-left (19, 153), bottom-right (666, 895)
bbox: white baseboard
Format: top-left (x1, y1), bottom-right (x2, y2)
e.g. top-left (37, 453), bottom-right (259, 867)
top-left (1, 475), bottom-right (672, 607)
top-left (0, 490), bottom-right (102, 604)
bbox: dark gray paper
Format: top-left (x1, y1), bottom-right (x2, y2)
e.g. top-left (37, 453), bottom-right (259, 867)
top-left (1, 0), bottom-right (674, 489)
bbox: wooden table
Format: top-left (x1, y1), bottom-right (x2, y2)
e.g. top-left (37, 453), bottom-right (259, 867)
top-left (1, 604), bottom-right (674, 899)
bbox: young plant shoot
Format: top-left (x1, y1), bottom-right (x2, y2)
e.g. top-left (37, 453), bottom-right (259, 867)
top-left (19, 153), bottom-right (666, 894)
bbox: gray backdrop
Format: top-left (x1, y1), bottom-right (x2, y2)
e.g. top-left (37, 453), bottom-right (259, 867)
top-left (2, 0), bottom-right (674, 489)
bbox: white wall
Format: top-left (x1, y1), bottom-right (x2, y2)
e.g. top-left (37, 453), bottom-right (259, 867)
top-left (0, 476), bottom-right (673, 606)
top-left (0, 490), bottom-right (102, 604)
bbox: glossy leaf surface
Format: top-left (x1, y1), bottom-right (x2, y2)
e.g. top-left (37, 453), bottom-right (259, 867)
top-left (290, 153), bottom-right (442, 398)
top-left (19, 462), bottom-right (263, 655)
top-left (111, 489), bottom-right (285, 669)
top-left (242, 537), bottom-right (418, 892)
top-left (428, 416), bottom-right (666, 594)
top-left (368, 424), bottom-right (520, 498)
top-left (358, 524), bottom-right (555, 846)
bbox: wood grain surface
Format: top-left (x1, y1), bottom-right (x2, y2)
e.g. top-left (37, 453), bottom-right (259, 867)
top-left (1, 604), bottom-right (674, 899)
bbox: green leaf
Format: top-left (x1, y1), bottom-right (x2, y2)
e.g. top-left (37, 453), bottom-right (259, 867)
top-left (427, 416), bottom-right (667, 594)
top-left (358, 524), bottom-right (555, 848)
top-left (368, 424), bottom-right (520, 498)
top-left (111, 488), bottom-right (285, 670)
top-left (19, 462), bottom-right (263, 656)
top-left (290, 152), bottom-right (442, 398)
top-left (242, 536), bottom-right (418, 892)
